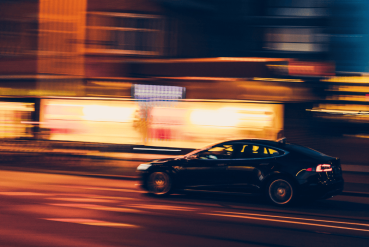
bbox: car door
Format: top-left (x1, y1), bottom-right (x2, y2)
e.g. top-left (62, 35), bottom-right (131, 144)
top-left (226, 143), bottom-right (276, 192)
top-left (180, 144), bottom-right (234, 190)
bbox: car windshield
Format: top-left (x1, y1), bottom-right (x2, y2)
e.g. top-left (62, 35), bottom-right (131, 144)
top-left (183, 142), bottom-right (229, 159)
top-left (184, 144), bottom-right (216, 158)
top-left (286, 144), bottom-right (328, 158)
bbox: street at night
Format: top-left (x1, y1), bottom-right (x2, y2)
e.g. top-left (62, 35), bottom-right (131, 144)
top-left (1, 169), bottom-right (369, 247)
top-left (1, 0), bottom-right (369, 246)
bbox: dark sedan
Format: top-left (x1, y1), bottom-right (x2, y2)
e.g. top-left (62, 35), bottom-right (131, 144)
top-left (137, 138), bottom-right (344, 206)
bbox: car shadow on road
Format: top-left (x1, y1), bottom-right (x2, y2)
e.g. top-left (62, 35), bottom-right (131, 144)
top-left (143, 191), bottom-right (369, 219)
top-left (144, 191), bottom-right (274, 208)
top-left (296, 196), bottom-right (369, 218)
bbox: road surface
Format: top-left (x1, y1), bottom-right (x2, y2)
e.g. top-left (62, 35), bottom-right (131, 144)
top-left (1, 170), bottom-right (369, 247)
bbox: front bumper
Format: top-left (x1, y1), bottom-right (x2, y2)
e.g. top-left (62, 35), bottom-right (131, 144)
top-left (136, 170), bottom-right (149, 190)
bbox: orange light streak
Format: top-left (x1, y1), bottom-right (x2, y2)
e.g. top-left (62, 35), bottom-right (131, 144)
top-left (202, 213), bottom-right (369, 232)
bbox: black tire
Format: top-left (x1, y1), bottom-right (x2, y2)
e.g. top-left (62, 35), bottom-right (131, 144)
top-left (147, 171), bottom-right (172, 196)
top-left (266, 178), bottom-right (296, 206)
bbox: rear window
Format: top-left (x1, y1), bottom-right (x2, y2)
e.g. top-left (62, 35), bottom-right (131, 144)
top-left (285, 144), bottom-right (328, 158)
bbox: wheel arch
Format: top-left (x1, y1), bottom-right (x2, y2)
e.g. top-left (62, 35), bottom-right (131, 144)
top-left (261, 171), bottom-right (299, 192)
top-left (144, 166), bottom-right (179, 190)
top-left (262, 172), bottom-right (300, 206)
top-left (146, 170), bottom-right (173, 196)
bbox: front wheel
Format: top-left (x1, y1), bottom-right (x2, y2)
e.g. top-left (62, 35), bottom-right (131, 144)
top-left (147, 172), bottom-right (172, 196)
top-left (266, 178), bottom-right (295, 206)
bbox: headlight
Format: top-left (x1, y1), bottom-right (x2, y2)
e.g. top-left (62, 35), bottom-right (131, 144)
top-left (137, 163), bottom-right (152, 171)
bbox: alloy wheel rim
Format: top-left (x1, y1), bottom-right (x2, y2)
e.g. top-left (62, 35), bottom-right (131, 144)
top-left (269, 179), bottom-right (293, 204)
top-left (148, 172), bottom-right (170, 195)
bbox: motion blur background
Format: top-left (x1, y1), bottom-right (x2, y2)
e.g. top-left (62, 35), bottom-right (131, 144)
top-left (0, 0), bottom-right (368, 163)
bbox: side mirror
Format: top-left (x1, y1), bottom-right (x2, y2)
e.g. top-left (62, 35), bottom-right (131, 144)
top-left (277, 137), bottom-right (286, 144)
top-left (187, 154), bottom-right (199, 160)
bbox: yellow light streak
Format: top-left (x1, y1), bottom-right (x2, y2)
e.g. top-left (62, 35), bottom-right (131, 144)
top-left (308, 109), bottom-right (369, 115)
top-left (43, 218), bottom-right (139, 228)
top-left (327, 85), bottom-right (369, 93)
top-left (59, 185), bottom-right (140, 193)
top-left (202, 212), bottom-right (369, 232)
top-left (253, 77), bottom-right (303, 83)
top-left (326, 95), bottom-right (369, 102)
top-left (48, 203), bottom-right (142, 213)
top-left (0, 192), bottom-right (49, 196)
top-left (213, 211), bottom-right (369, 228)
top-left (129, 204), bottom-right (196, 211)
top-left (47, 197), bottom-right (118, 203)
top-left (322, 76), bottom-right (369, 84)
top-left (344, 134), bottom-right (369, 139)
top-left (86, 195), bottom-right (140, 200)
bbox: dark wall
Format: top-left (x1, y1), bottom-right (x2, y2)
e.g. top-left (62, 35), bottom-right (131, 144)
top-left (88, 0), bottom-right (163, 13)
top-left (156, 0), bottom-right (263, 58)
top-left (0, 0), bottom-right (38, 75)
top-left (330, 0), bottom-right (369, 73)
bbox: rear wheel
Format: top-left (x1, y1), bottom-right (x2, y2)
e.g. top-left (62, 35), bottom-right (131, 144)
top-left (266, 178), bottom-right (295, 206)
top-left (147, 171), bottom-right (172, 196)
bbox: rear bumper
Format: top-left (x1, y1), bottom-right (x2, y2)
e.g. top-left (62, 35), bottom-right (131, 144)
top-left (299, 179), bottom-right (344, 200)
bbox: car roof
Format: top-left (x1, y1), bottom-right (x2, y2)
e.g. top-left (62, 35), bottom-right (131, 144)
top-left (222, 139), bottom-right (281, 147)
top-left (218, 139), bottom-right (332, 159)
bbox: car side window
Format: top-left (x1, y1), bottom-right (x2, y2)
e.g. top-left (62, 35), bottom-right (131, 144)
top-left (198, 144), bottom-right (234, 160)
top-left (268, 148), bottom-right (282, 156)
top-left (235, 144), bottom-right (270, 158)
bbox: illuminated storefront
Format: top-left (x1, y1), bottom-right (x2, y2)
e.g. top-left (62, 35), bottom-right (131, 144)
top-left (0, 102), bottom-right (34, 139)
top-left (39, 97), bottom-right (283, 149)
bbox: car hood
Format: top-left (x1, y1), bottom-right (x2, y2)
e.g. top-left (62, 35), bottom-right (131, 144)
top-left (149, 156), bottom-right (184, 165)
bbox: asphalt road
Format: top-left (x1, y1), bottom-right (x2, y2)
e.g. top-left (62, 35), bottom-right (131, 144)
top-left (1, 170), bottom-right (369, 247)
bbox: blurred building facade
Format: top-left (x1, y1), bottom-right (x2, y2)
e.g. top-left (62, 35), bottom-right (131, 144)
top-left (0, 0), bottom-right (368, 148)
top-left (1, 0), bottom-right (367, 76)
top-left (0, 0), bottom-right (338, 95)
top-left (2, 0), bottom-right (365, 77)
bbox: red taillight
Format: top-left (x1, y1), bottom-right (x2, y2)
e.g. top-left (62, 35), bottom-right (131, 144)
top-left (306, 164), bottom-right (332, 172)
top-left (316, 164), bottom-right (332, 172)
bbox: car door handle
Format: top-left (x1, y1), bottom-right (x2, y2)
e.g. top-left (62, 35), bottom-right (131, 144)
top-left (260, 163), bottom-right (270, 166)
top-left (217, 163), bottom-right (226, 166)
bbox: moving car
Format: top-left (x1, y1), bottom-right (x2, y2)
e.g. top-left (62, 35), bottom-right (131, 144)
top-left (137, 138), bottom-right (344, 206)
